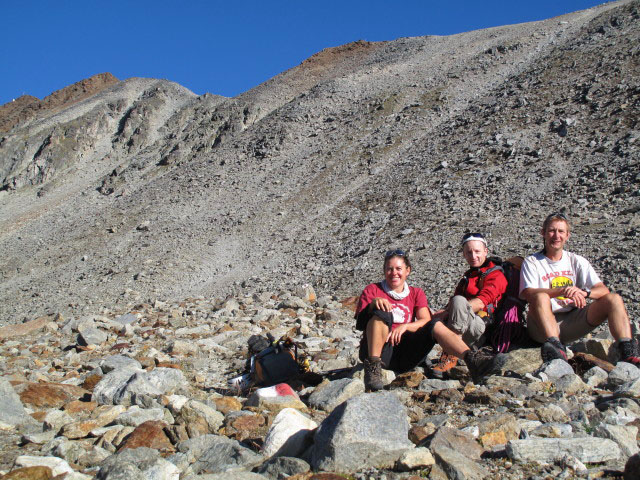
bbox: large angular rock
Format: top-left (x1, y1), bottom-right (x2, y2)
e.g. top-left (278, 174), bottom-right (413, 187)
top-left (97, 447), bottom-right (177, 480)
top-left (115, 406), bottom-right (170, 427)
top-left (14, 382), bottom-right (89, 409)
top-left (179, 399), bottom-right (225, 437)
top-left (417, 379), bottom-right (461, 392)
top-left (475, 413), bottom-right (520, 442)
top-left (311, 391), bottom-right (413, 472)
top-left (506, 437), bottom-right (622, 463)
top-left (118, 420), bottom-right (175, 454)
top-left (257, 456), bottom-right (310, 479)
top-left (116, 368), bottom-right (187, 405)
top-left (617, 377), bottom-right (640, 398)
top-left (0, 377), bottom-right (42, 432)
top-left (263, 407), bottom-right (317, 458)
top-left (502, 348), bottom-right (541, 375)
top-left (174, 434), bottom-right (263, 475)
top-left (307, 378), bottom-right (364, 412)
top-left (0, 315), bottom-right (52, 339)
top-left (15, 456), bottom-right (74, 477)
top-left (92, 367), bottom-right (186, 406)
top-left (595, 424), bottom-right (639, 457)
top-left (554, 373), bottom-right (589, 394)
top-left (78, 324), bottom-right (108, 346)
top-left (608, 362), bottom-right (640, 388)
top-left (92, 367), bottom-right (144, 405)
top-left (536, 359), bottom-right (574, 381)
top-left (429, 427), bottom-right (484, 460)
top-left (99, 355), bottom-right (142, 374)
top-left (432, 445), bottom-right (488, 479)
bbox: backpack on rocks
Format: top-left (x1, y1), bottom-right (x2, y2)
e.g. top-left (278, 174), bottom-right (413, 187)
top-left (480, 256), bottom-right (528, 353)
top-left (229, 335), bottom-right (309, 392)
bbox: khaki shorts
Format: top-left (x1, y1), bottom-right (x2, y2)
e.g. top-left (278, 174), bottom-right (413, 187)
top-left (527, 304), bottom-right (595, 344)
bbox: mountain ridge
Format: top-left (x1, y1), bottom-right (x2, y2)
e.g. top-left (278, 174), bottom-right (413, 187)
top-left (0, 0), bottom-right (638, 327)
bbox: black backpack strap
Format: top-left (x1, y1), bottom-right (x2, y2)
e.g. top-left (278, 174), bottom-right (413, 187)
top-left (478, 265), bottom-right (504, 317)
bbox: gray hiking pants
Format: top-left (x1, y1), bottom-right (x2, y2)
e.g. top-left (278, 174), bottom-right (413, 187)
top-left (446, 295), bottom-right (486, 347)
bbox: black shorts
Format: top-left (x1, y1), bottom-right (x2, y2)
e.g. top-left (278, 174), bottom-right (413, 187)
top-left (358, 310), bottom-right (436, 372)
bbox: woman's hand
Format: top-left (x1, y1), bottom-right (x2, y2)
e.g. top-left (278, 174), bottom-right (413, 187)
top-left (372, 297), bottom-right (393, 312)
top-left (387, 323), bottom-right (408, 346)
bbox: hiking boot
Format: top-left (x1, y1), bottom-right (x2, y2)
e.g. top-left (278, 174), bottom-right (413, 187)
top-left (464, 349), bottom-right (507, 384)
top-left (541, 337), bottom-right (568, 363)
top-left (618, 339), bottom-right (640, 368)
top-left (364, 357), bottom-right (384, 391)
top-left (427, 352), bottom-right (458, 379)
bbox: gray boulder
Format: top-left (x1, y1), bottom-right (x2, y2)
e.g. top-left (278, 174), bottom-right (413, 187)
top-left (506, 437), bottom-right (622, 463)
top-left (307, 378), bottom-right (365, 412)
top-left (432, 444), bottom-right (488, 479)
top-left (0, 377), bottom-right (42, 432)
top-left (174, 434), bottom-right (263, 475)
top-left (94, 367), bottom-right (188, 406)
top-left (608, 362), bottom-right (640, 388)
top-left (100, 355), bottom-right (143, 374)
top-left (92, 367), bottom-right (144, 405)
top-left (311, 391), bottom-right (413, 472)
top-left (97, 447), bottom-right (178, 480)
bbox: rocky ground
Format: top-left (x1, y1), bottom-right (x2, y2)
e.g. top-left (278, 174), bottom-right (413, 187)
top-left (0, 288), bottom-right (638, 479)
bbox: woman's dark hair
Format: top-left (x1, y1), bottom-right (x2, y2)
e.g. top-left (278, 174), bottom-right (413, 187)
top-left (383, 249), bottom-right (412, 270)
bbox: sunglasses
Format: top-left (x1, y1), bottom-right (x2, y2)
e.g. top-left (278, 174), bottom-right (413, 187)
top-left (385, 249), bottom-right (406, 258)
top-left (461, 232), bottom-right (487, 246)
top-left (545, 212), bottom-right (568, 222)
top-left (462, 232), bottom-right (485, 241)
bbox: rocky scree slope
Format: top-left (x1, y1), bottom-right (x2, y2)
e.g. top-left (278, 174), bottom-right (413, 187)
top-left (0, 0), bottom-right (638, 330)
top-left (0, 290), bottom-right (638, 479)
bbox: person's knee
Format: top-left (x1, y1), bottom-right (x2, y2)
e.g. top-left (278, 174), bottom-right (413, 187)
top-left (529, 291), bottom-right (551, 307)
top-left (597, 292), bottom-right (624, 310)
top-left (448, 296), bottom-right (473, 332)
top-left (450, 295), bottom-right (468, 309)
top-left (366, 316), bottom-right (390, 334)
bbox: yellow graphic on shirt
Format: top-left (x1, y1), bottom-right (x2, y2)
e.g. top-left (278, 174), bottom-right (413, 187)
top-left (551, 276), bottom-right (573, 300)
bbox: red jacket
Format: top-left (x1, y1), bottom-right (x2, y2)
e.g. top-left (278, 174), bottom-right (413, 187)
top-left (454, 261), bottom-right (507, 313)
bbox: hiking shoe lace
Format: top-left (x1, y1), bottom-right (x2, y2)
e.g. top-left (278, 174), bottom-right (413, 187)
top-left (618, 339), bottom-right (640, 368)
top-left (465, 349), bottom-right (507, 384)
top-left (541, 338), bottom-right (568, 363)
top-left (427, 352), bottom-right (459, 379)
top-left (364, 357), bottom-right (384, 391)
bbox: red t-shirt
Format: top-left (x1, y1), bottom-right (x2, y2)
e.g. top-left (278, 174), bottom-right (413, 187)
top-left (355, 283), bottom-right (429, 330)
top-left (453, 261), bottom-right (507, 312)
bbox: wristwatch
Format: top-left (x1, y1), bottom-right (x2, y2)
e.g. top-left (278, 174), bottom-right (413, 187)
top-left (585, 289), bottom-right (591, 299)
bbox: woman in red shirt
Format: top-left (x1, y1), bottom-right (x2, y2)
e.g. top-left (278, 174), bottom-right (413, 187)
top-left (355, 249), bottom-right (434, 391)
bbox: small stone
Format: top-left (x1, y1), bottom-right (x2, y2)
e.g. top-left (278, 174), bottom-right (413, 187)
top-left (396, 447), bottom-right (436, 471)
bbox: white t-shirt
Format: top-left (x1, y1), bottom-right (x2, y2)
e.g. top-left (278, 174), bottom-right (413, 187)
top-left (519, 250), bottom-right (602, 313)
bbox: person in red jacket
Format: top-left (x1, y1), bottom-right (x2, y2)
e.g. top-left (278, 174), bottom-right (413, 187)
top-left (428, 232), bottom-right (508, 378)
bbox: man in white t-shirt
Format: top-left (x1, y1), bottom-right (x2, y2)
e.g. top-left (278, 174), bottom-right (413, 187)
top-left (519, 212), bottom-right (639, 367)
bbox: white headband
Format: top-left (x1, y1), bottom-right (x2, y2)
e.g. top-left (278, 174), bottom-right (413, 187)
top-left (462, 235), bottom-right (487, 247)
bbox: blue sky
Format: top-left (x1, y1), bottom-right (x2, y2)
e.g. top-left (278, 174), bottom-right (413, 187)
top-left (1, 0), bottom-right (606, 106)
